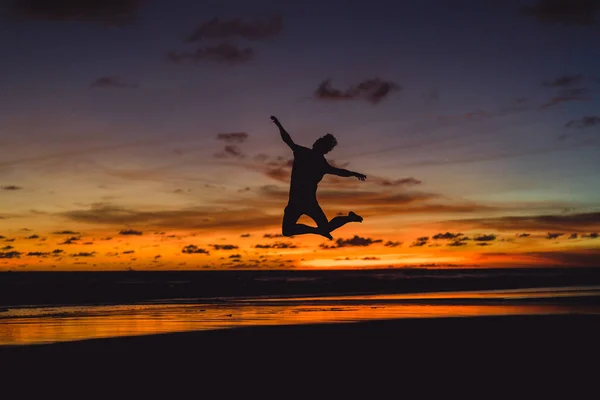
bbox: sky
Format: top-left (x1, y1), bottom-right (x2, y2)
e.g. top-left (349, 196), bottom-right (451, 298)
top-left (0, 0), bottom-right (599, 270)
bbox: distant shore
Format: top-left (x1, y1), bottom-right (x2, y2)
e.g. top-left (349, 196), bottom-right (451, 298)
top-left (3, 314), bottom-right (599, 394)
top-left (3, 267), bottom-right (600, 307)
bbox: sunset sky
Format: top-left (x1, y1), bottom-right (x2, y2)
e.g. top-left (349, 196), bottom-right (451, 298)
top-left (1, 0), bottom-right (599, 270)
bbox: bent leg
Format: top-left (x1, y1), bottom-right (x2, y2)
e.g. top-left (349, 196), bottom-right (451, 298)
top-left (282, 205), bottom-right (324, 237)
top-left (305, 205), bottom-right (333, 240)
top-left (328, 211), bottom-right (364, 233)
top-left (328, 216), bottom-right (351, 232)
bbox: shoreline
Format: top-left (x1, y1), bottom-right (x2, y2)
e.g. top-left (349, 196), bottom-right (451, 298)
top-left (2, 312), bottom-right (599, 346)
top-left (2, 267), bottom-right (600, 307)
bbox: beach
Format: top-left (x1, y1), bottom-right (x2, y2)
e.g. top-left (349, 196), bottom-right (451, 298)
top-left (3, 269), bottom-right (600, 396)
top-left (2, 314), bottom-right (599, 396)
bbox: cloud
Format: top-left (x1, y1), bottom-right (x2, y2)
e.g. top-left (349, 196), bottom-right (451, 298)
top-left (0, 251), bottom-right (21, 258)
top-left (452, 212), bottom-right (600, 233)
top-left (565, 116), bottom-right (600, 129)
top-left (522, 0), bottom-right (600, 26)
top-left (182, 245), bottom-right (209, 255)
top-left (546, 232), bottom-right (565, 239)
top-left (448, 240), bottom-right (467, 247)
top-left (384, 241), bottom-right (402, 247)
top-left (13, 0), bottom-right (145, 25)
top-left (229, 254), bottom-right (241, 259)
top-left (263, 233), bottom-right (284, 239)
top-left (320, 235), bottom-right (383, 249)
top-left (214, 145), bottom-right (245, 159)
top-left (167, 42), bottom-right (254, 64)
top-left (59, 236), bottom-right (80, 244)
top-left (436, 110), bottom-right (489, 125)
top-left (524, 248), bottom-right (600, 267)
top-left (210, 244), bottom-right (239, 250)
top-left (543, 74), bottom-right (585, 87)
top-left (569, 233), bottom-right (579, 239)
top-left (476, 243), bottom-right (491, 247)
top-left (1, 246), bottom-right (14, 250)
top-left (122, 250), bottom-right (135, 254)
top-left (53, 230), bottom-right (80, 235)
top-left (582, 232), bottom-right (599, 239)
top-left (245, 155), bottom-right (292, 182)
top-left (517, 233), bottom-right (531, 238)
top-left (315, 78), bottom-right (401, 104)
top-left (362, 256), bottom-right (380, 260)
top-left (52, 249), bottom-right (64, 254)
top-left (432, 232), bottom-right (464, 240)
top-left (91, 76), bottom-right (139, 89)
top-left (217, 132), bottom-right (249, 143)
top-left (240, 233), bottom-right (251, 237)
top-left (541, 88), bottom-right (589, 109)
top-left (61, 203), bottom-right (281, 233)
top-left (369, 177), bottom-right (422, 187)
top-left (256, 184), bottom-right (438, 207)
top-left (26, 234), bottom-right (40, 239)
top-left (185, 15), bottom-right (283, 42)
top-left (71, 252), bottom-right (95, 257)
top-left (119, 229), bottom-right (142, 236)
top-left (1, 185), bottom-right (22, 190)
top-left (410, 237), bottom-right (429, 247)
top-left (27, 252), bottom-right (50, 257)
top-left (254, 242), bottom-right (297, 249)
top-left (473, 234), bottom-right (497, 242)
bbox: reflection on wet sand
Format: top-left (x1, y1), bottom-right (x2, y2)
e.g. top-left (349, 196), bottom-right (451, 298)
top-left (2, 286), bottom-right (599, 345)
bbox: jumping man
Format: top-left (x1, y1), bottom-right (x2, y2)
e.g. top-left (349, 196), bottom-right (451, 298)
top-left (270, 116), bottom-right (367, 240)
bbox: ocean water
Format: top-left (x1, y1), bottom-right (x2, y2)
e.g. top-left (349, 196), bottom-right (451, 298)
top-left (2, 284), bottom-right (600, 345)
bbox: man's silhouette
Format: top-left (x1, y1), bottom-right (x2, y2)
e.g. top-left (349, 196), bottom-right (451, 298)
top-left (271, 116), bottom-right (367, 240)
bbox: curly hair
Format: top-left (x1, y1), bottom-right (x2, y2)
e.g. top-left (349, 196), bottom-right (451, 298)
top-left (313, 133), bottom-right (338, 154)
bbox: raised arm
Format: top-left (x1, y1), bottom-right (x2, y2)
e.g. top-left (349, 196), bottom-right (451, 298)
top-left (327, 165), bottom-right (367, 181)
top-left (270, 116), bottom-right (297, 150)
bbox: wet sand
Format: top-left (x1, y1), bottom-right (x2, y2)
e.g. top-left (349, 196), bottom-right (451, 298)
top-left (2, 314), bottom-right (599, 396)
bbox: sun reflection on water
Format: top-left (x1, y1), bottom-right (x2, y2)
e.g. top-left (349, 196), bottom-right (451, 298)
top-left (1, 286), bottom-right (599, 345)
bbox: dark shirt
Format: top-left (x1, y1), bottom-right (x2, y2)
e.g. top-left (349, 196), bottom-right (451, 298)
top-left (288, 145), bottom-right (330, 205)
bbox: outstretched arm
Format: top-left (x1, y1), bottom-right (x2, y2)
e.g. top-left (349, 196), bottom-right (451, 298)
top-left (328, 166), bottom-right (367, 181)
top-left (270, 116), bottom-right (297, 150)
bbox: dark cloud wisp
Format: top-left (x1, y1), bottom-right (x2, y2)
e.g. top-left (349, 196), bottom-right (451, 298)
top-left (182, 245), bottom-right (209, 255)
top-left (168, 42), bottom-right (254, 64)
top-left (566, 116), bottom-right (600, 129)
top-left (543, 74), bottom-right (585, 87)
top-left (254, 242), bottom-right (297, 249)
top-left (216, 132), bottom-right (249, 143)
top-left (214, 145), bottom-right (245, 159)
top-left (210, 244), bottom-right (239, 250)
top-left (320, 235), bottom-right (383, 249)
top-left (433, 232), bottom-right (464, 240)
top-left (541, 88), bottom-right (589, 109)
top-left (91, 76), bottom-right (139, 89)
top-left (119, 229), bottom-right (143, 236)
top-left (456, 212), bottom-right (600, 233)
top-left (522, 0), bottom-right (600, 26)
top-left (315, 78), bottom-right (401, 104)
top-left (185, 16), bottom-right (283, 42)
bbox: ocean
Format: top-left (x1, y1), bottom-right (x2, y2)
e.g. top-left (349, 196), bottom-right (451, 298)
top-left (2, 268), bottom-right (600, 345)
